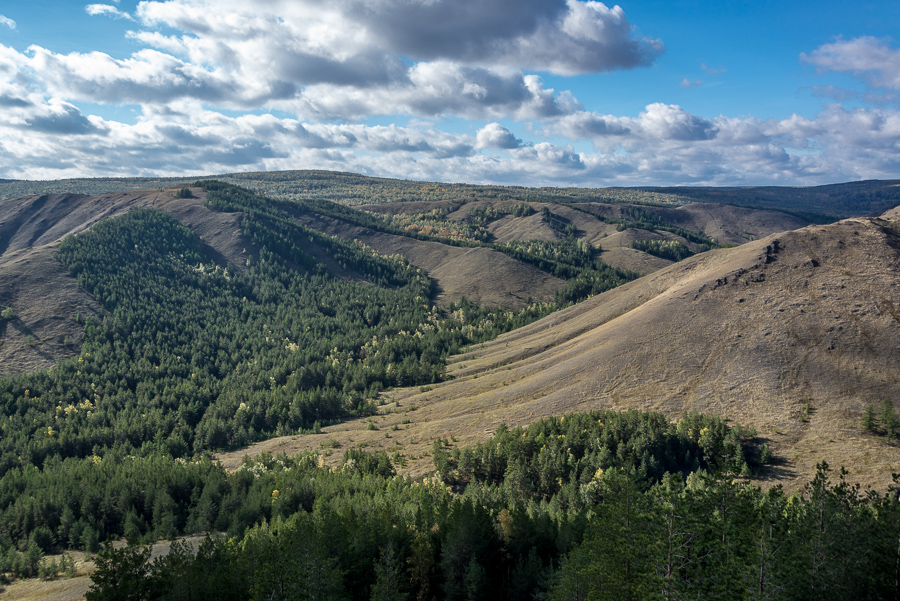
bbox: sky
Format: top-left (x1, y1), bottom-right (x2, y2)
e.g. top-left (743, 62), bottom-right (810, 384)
top-left (0, 0), bottom-right (898, 187)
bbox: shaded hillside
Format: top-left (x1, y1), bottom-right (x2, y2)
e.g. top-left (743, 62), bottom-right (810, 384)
top-left (644, 179), bottom-right (900, 219)
top-left (227, 210), bottom-right (900, 490)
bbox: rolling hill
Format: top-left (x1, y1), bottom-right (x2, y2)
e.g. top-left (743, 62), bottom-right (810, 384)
top-left (225, 209), bottom-right (900, 491)
top-left (2, 175), bottom-right (900, 600)
top-left (0, 176), bottom-right (896, 492)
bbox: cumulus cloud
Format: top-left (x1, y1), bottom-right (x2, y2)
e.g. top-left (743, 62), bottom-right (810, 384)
top-left (10, 0), bottom-right (652, 121)
top-left (549, 103), bottom-right (716, 144)
top-left (85, 4), bottom-right (134, 20)
top-left (802, 36), bottom-right (900, 89)
top-left (135, 0), bottom-right (661, 76)
top-left (475, 123), bottom-right (522, 149)
top-left (1, 3), bottom-right (898, 187)
top-left (3, 100), bottom-right (900, 185)
top-left (25, 45), bottom-right (293, 108)
top-left (0, 14), bottom-right (15, 29)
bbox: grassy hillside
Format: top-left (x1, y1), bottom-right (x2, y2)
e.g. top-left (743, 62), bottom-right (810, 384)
top-left (235, 211), bottom-right (900, 493)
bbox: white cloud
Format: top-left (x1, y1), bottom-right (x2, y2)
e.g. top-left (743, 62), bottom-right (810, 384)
top-left (802, 36), bottom-right (900, 90)
top-left (475, 123), bottom-right (522, 149)
top-left (85, 4), bottom-right (134, 20)
top-left (0, 14), bottom-right (15, 30)
top-left (701, 63), bottom-right (725, 76)
top-left (0, 4), bottom-right (897, 187)
top-left (132, 0), bottom-right (661, 77)
top-left (679, 77), bottom-right (701, 88)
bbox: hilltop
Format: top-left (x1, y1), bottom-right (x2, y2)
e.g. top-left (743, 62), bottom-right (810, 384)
top-left (3, 171), bottom-right (899, 218)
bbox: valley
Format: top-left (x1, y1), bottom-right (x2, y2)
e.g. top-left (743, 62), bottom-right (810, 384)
top-left (1, 174), bottom-right (899, 599)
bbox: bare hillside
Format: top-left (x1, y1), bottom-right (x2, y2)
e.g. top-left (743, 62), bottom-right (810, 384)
top-left (224, 212), bottom-right (900, 491)
top-left (290, 210), bottom-right (565, 308)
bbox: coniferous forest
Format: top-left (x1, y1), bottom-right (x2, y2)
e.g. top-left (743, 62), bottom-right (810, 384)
top-left (0, 182), bottom-right (897, 599)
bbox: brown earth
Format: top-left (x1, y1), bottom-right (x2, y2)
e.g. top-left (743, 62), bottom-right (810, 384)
top-left (288, 210), bottom-right (565, 308)
top-left (0, 187), bottom-right (256, 375)
top-left (572, 202), bottom-right (811, 246)
top-left (360, 198), bottom-right (808, 276)
top-left (219, 212), bottom-right (900, 492)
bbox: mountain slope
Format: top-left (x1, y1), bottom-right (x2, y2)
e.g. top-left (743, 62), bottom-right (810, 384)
top-left (231, 211), bottom-right (900, 490)
top-left (0, 187), bottom-right (256, 375)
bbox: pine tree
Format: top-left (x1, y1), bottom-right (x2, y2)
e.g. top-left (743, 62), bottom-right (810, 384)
top-left (880, 400), bottom-right (899, 436)
top-left (371, 545), bottom-right (408, 601)
top-left (861, 406), bottom-right (877, 432)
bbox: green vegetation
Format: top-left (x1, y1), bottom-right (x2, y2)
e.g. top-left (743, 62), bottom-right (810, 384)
top-left (0, 308), bottom-right (15, 321)
top-left (2, 175), bottom-right (898, 596)
top-left (74, 430), bottom-right (898, 601)
top-left (468, 203), bottom-right (535, 226)
top-left (0, 182), bottom-right (635, 567)
top-left (863, 400), bottom-right (899, 439)
top-left (0, 190), bottom-right (531, 469)
top-left (631, 238), bottom-right (695, 261)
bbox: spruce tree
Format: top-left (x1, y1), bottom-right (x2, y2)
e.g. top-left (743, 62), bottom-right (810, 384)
top-left (861, 406), bottom-right (877, 432)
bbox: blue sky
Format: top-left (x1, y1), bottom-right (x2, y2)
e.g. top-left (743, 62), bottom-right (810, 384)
top-left (0, 0), bottom-right (898, 186)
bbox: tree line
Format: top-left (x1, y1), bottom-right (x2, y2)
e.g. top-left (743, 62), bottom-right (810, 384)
top-left (76, 413), bottom-right (898, 601)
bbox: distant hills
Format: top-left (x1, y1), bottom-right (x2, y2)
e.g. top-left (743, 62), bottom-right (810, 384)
top-left (2, 171), bottom-right (899, 219)
top-left (643, 179), bottom-right (900, 220)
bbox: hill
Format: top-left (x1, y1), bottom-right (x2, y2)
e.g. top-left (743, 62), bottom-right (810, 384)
top-left (643, 179), bottom-right (900, 219)
top-left (3, 171), bottom-right (899, 219)
top-left (2, 178), bottom-right (899, 599)
top-left (225, 210), bottom-right (900, 491)
top-left (2, 180), bottom-right (806, 377)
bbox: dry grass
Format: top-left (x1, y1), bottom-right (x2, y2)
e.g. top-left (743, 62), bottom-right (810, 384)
top-left (220, 215), bottom-right (900, 492)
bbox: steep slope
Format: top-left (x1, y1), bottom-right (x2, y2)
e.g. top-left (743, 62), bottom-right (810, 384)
top-left (229, 212), bottom-right (900, 490)
top-left (0, 187), bottom-right (257, 375)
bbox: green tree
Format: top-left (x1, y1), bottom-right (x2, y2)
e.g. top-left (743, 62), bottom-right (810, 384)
top-left (85, 545), bottom-right (155, 601)
top-left (861, 406), bottom-right (877, 432)
top-left (880, 400), bottom-right (899, 436)
top-left (371, 545), bottom-right (408, 601)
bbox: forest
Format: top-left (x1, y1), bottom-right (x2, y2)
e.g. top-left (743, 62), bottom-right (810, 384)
top-left (78, 419), bottom-right (898, 601)
top-left (0, 180), bottom-right (898, 598)
top-left (0, 183), bottom-right (630, 567)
